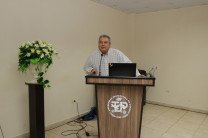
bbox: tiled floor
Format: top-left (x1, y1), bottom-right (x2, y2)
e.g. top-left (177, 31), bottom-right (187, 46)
top-left (46, 104), bottom-right (208, 138)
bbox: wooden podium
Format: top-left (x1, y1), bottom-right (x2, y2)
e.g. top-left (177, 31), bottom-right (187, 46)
top-left (85, 76), bottom-right (155, 138)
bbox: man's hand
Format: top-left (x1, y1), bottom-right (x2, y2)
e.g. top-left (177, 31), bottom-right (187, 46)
top-left (138, 74), bottom-right (146, 77)
top-left (91, 68), bottom-right (98, 75)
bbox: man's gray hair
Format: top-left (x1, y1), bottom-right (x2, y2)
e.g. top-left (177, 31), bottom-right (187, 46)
top-left (99, 34), bottom-right (111, 44)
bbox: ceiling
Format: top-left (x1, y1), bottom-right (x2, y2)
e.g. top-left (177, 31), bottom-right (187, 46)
top-left (91, 0), bottom-right (208, 14)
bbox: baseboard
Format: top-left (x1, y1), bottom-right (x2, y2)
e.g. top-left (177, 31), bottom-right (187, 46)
top-left (146, 100), bottom-right (208, 114)
top-left (15, 112), bottom-right (88, 138)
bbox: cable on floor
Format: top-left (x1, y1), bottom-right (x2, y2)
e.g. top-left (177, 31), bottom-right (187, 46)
top-left (61, 101), bottom-right (89, 138)
top-left (61, 120), bottom-right (88, 138)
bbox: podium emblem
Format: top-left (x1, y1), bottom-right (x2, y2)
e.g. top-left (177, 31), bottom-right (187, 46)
top-left (107, 95), bottom-right (131, 119)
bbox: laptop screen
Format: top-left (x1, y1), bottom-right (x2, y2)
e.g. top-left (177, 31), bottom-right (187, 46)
top-left (109, 63), bottom-right (136, 77)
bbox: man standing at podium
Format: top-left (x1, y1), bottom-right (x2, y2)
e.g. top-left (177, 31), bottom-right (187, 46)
top-left (84, 34), bottom-right (144, 77)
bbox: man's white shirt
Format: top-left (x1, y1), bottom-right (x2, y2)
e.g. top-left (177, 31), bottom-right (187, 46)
top-left (84, 48), bottom-right (140, 76)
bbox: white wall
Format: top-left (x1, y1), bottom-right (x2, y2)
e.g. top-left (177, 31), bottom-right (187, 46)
top-left (0, 0), bottom-right (128, 137)
top-left (133, 5), bottom-right (208, 111)
top-left (126, 14), bottom-right (136, 59)
top-left (1, 0), bottom-right (208, 137)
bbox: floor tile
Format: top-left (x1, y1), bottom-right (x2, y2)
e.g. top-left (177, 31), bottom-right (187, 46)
top-left (142, 118), bottom-right (152, 126)
top-left (193, 125), bottom-right (208, 137)
top-left (141, 126), bottom-right (164, 138)
top-left (45, 131), bottom-right (60, 138)
top-left (174, 120), bottom-right (201, 131)
top-left (160, 132), bottom-right (192, 138)
top-left (164, 126), bottom-right (195, 138)
top-left (145, 119), bottom-right (172, 132)
top-left (202, 116), bottom-right (208, 126)
top-left (192, 133), bottom-right (208, 138)
top-left (180, 112), bottom-right (206, 124)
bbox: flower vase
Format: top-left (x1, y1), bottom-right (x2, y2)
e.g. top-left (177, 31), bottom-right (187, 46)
top-left (29, 64), bottom-right (39, 83)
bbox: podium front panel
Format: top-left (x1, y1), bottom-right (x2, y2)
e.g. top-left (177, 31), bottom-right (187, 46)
top-left (96, 85), bottom-right (143, 138)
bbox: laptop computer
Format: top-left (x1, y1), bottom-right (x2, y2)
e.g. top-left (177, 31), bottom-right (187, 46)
top-left (109, 63), bottom-right (136, 77)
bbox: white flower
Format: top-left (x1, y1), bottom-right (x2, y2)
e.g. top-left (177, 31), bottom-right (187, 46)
top-left (40, 44), bottom-right (45, 47)
top-left (26, 45), bottom-right (29, 48)
top-left (35, 44), bottom-right (39, 48)
top-left (40, 53), bottom-right (44, 58)
top-left (43, 49), bottom-right (47, 52)
top-left (43, 41), bottom-right (48, 45)
top-left (26, 41), bottom-right (31, 46)
top-left (27, 53), bottom-right (31, 57)
top-left (48, 46), bottom-right (53, 51)
top-left (31, 48), bottom-right (35, 53)
top-left (38, 40), bottom-right (42, 44)
top-left (21, 43), bottom-right (26, 47)
top-left (36, 50), bottom-right (41, 54)
top-left (43, 49), bottom-right (49, 54)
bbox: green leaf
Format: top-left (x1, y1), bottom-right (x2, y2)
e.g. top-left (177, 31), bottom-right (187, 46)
top-left (44, 80), bottom-right (49, 84)
top-left (38, 72), bottom-right (44, 76)
top-left (30, 58), bottom-right (40, 64)
top-left (47, 85), bottom-right (51, 88)
top-left (35, 67), bottom-right (38, 72)
top-left (40, 58), bottom-right (50, 65)
top-left (26, 59), bottom-right (30, 62)
top-left (37, 77), bottom-right (43, 83)
top-left (40, 59), bottom-right (46, 65)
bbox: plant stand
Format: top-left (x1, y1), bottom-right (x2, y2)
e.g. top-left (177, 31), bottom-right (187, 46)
top-left (25, 82), bottom-right (45, 138)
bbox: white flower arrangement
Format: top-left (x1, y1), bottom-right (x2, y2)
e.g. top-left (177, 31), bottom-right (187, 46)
top-left (18, 40), bottom-right (58, 88)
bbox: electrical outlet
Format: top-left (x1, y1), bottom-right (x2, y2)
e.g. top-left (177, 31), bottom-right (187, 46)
top-left (73, 100), bottom-right (76, 103)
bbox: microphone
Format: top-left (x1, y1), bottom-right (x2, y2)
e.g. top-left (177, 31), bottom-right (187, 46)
top-left (99, 54), bottom-right (103, 76)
